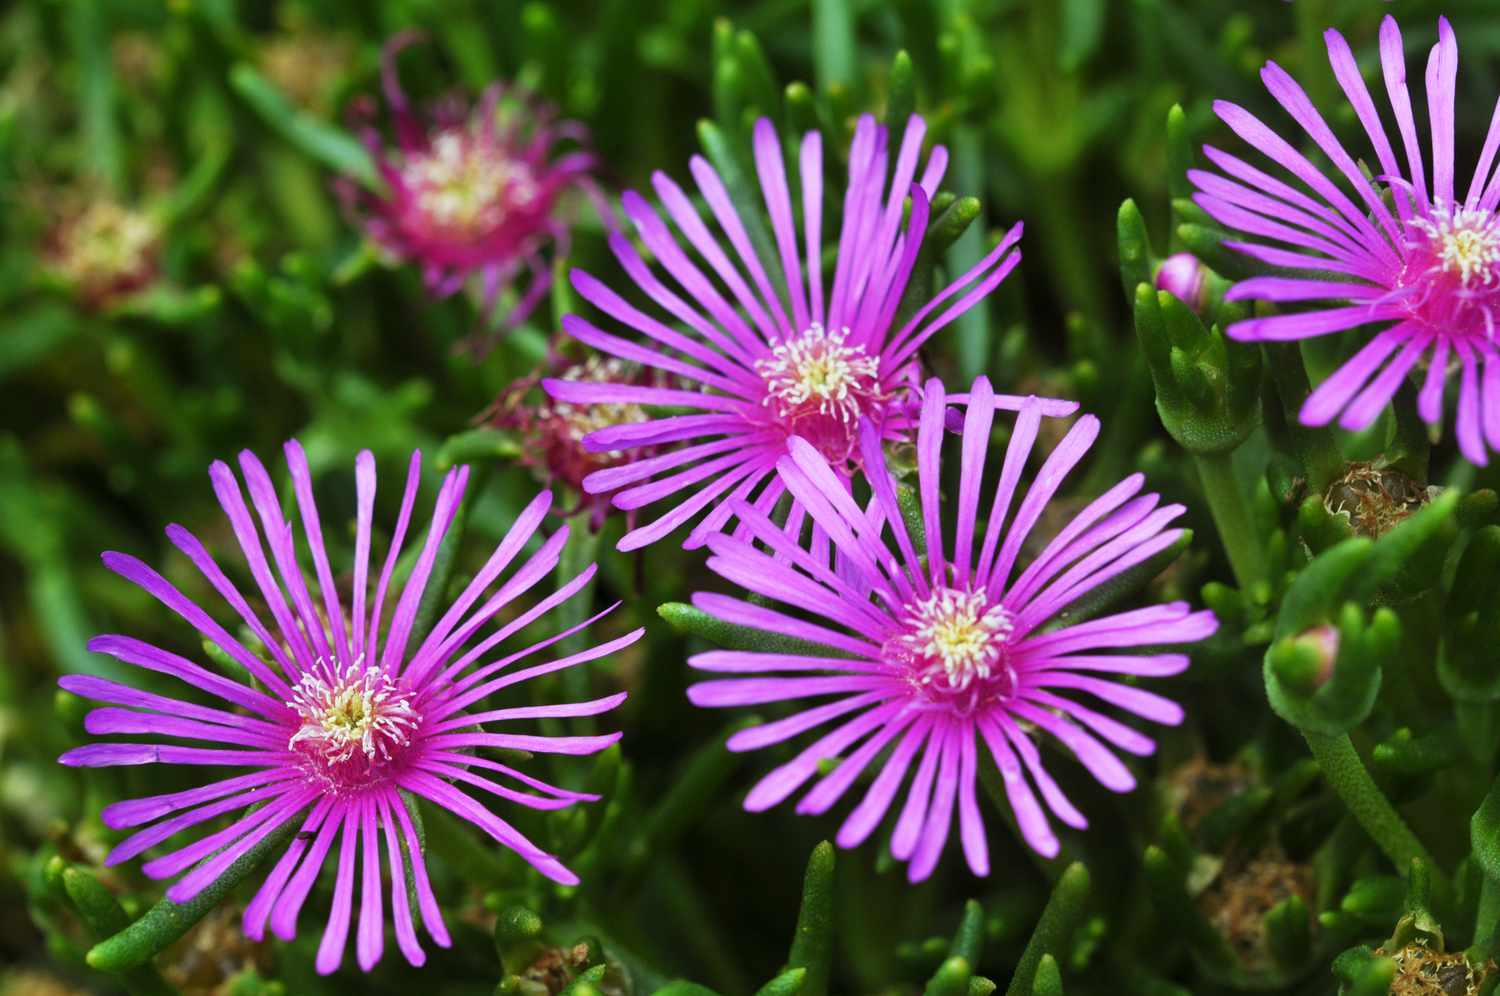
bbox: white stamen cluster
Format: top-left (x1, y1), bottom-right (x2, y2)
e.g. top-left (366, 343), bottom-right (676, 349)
top-left (898, 587), bottom-right (1015, 692)
top-left (1412, 204), bottom-right (1500, 288)
top-left (550, 357), bottom-right (649, 451)
top-left (288, 656), bottom-right (417, 767)
top-left (755, 323), bottom-right (882, 422)
top-left (403, 129), bottom-right (536, 237)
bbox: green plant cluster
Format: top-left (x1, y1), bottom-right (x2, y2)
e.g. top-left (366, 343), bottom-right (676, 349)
top-left (7, 2), bottom-right (1500, 995)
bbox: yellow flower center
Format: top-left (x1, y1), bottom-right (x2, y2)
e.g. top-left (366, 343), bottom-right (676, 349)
top-left (898, 587), bottom-right (1015, 692)
top-left (288, 658), bottom-right (417, 769)
top-left (755, 323), bottom-right (882, 423)
top-left (404, 129), bottom-right (534, 238)
top-left (1414, 204), bottom-right (1500, 287)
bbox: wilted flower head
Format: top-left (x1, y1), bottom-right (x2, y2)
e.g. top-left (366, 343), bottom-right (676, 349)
top-left (1323, 460), bottom-right (1432, 538)
top-left (44, 197), bottom-right (159, 307)
top-left (59, 443), bottom-right (635, 973)
top-left (341, 32), bottom-right (597, 351)
top-left (545, 114), bottom-right (1062, 552)
top-left (490, 354), bottom-right (665, 530)
top-left (1199, 845), bottom-right (1314, 973)
top-left (684, 376), bottom-right (1217, 880)
top-left (1192, 15), bottom-right (1500, 464)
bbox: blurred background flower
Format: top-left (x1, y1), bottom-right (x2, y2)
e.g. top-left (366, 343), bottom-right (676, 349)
top-left (341, 32), bottom-right (601, 355)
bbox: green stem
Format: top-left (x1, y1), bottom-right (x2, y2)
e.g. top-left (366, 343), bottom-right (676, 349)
top-left (1033, 169), bottom-right (1106, 321)
top-left (1264, 342), bottom-right (1343, 493)
top-left (810, 0), bottom-right (855, 92)
top-left (1477, 873), bottom-right (1500, 955)
top-left (1081, 352), bottom-right (1154, 497)
top-left (1458, 701), bottom-right (1500, 766)
top-left (1192, 450), bottom-right (1267, 590)
top-left (70, 3), bottom-right (123, 194)
top-left (1301, 730), bottom-right (1446, 894)
top-left (950, 127), bottom-right (991, 383)
top-left (656, 857), bottom-right (752, 995)
top-left (1004, 864), bottom-right (1091, 996)
top-left (1390, 378), bottom-right (1433, 482)
top-left (557, 512), bottom-right (603, 736)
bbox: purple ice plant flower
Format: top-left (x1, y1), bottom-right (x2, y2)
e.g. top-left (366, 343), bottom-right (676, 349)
top-left (1192, 15), bottom-right (1500, 465)
top-left (340, 32), bottom-right (598, 350)
top-left (684, 376), bottom-right (1217, 881)
top-left (544, 114), bottom-right (1065, 552)
top-left (59, 443), bottom-right (635, 973)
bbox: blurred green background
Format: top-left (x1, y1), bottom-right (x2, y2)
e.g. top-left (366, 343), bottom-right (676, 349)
top-left (3, 1), bottom-right (1498, 994)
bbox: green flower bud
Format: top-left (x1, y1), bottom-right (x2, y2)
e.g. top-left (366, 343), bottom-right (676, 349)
top-left (1339, 876), bottom-right (1405, 928)
top-left (1332, 947), bottom-right (1397, 996)
top-left (1264, 894), bottom-right (1311, 971)
top-left (1268, 625), bottom-right (1340, 696)
top-left (1372, 727), bottom-right (1465, 777)
top-left (1132, 284), bottom-right (1261, 455)
top-left (1265, 604), bottom-right (1393, 736)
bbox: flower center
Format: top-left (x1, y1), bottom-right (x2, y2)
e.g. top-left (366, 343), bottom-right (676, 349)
top-left (756, 323), bottom-right (882, 423)
top-left (403, 129), bottom-right (535, 239)
top-left (754, 323), bottom-right (888, 462)
top-left (288, 658), bottom-right (417, 789)
top-left (1411, 204), bottom-right (1500, 289)
top-left (54, 201), bottom-right (158, 292)
top-left (551, 357), bottom-right (650, 451)
top-left (891, 587), bottom-right (1016, 708)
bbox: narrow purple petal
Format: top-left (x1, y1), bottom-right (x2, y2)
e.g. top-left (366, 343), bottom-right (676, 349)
top-left (837, 716), bottom-right (934, 848)
top-left (314, 807), bottom-right (360, 975)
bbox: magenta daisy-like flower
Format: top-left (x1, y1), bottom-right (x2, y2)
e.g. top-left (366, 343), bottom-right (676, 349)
top-left (684, 377), bottom-right (1217, 881)
top-left (1191, 15), bottom-right (1500, 464)
top-left (544, 114), bottom-right (1065, 552)
top-left (340, 32), bottom-right (597, 347)
top-left (59, 442), bottom-right (635, 973)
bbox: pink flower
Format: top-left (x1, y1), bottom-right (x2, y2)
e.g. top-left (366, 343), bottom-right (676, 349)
top-left (545, 114), bottom-right (1066, 552)
top-left (1193, 15), bottom-right (1500, 464)
top-left (340, 32), bottom-right (597, 351)
top-left (60, 443), bottom-right (635, 972)
top-left (685, 376), bottom-right (1216, 881)
top-left (490, 353), bottom-right (669, 530)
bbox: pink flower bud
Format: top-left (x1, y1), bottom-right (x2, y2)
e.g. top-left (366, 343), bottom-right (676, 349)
top-left (1296, 624), bottom-right (1341, 687)
top-left (1155, 252), bottom-right (1208, 313)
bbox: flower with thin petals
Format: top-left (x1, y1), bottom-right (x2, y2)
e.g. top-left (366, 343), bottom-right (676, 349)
top-left (488, 354), bottom-right (667, 530)
top-left (59, 443), bottom-right (635, 973)
top-left (544, 114), bottom-right (1062, 552)
top-left (685, 377), bottom-right (1217, 881)
top-left (43, 197), bottom-right (160, 308)
top-left (1192, 15), bottom-right (1500, 465)
top-left (340, 32), bottom-right (597, 351)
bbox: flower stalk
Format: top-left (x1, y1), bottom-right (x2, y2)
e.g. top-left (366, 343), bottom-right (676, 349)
top-left (1302, 730), bottom-right (1444, 894)
top-left (1193, 449), bottom-right (1267, 590)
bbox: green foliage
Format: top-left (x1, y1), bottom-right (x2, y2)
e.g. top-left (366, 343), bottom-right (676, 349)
top-left (86, 816), bottom-right (305, 972)
top-left (8, 2), bottom-right (1500, 995)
